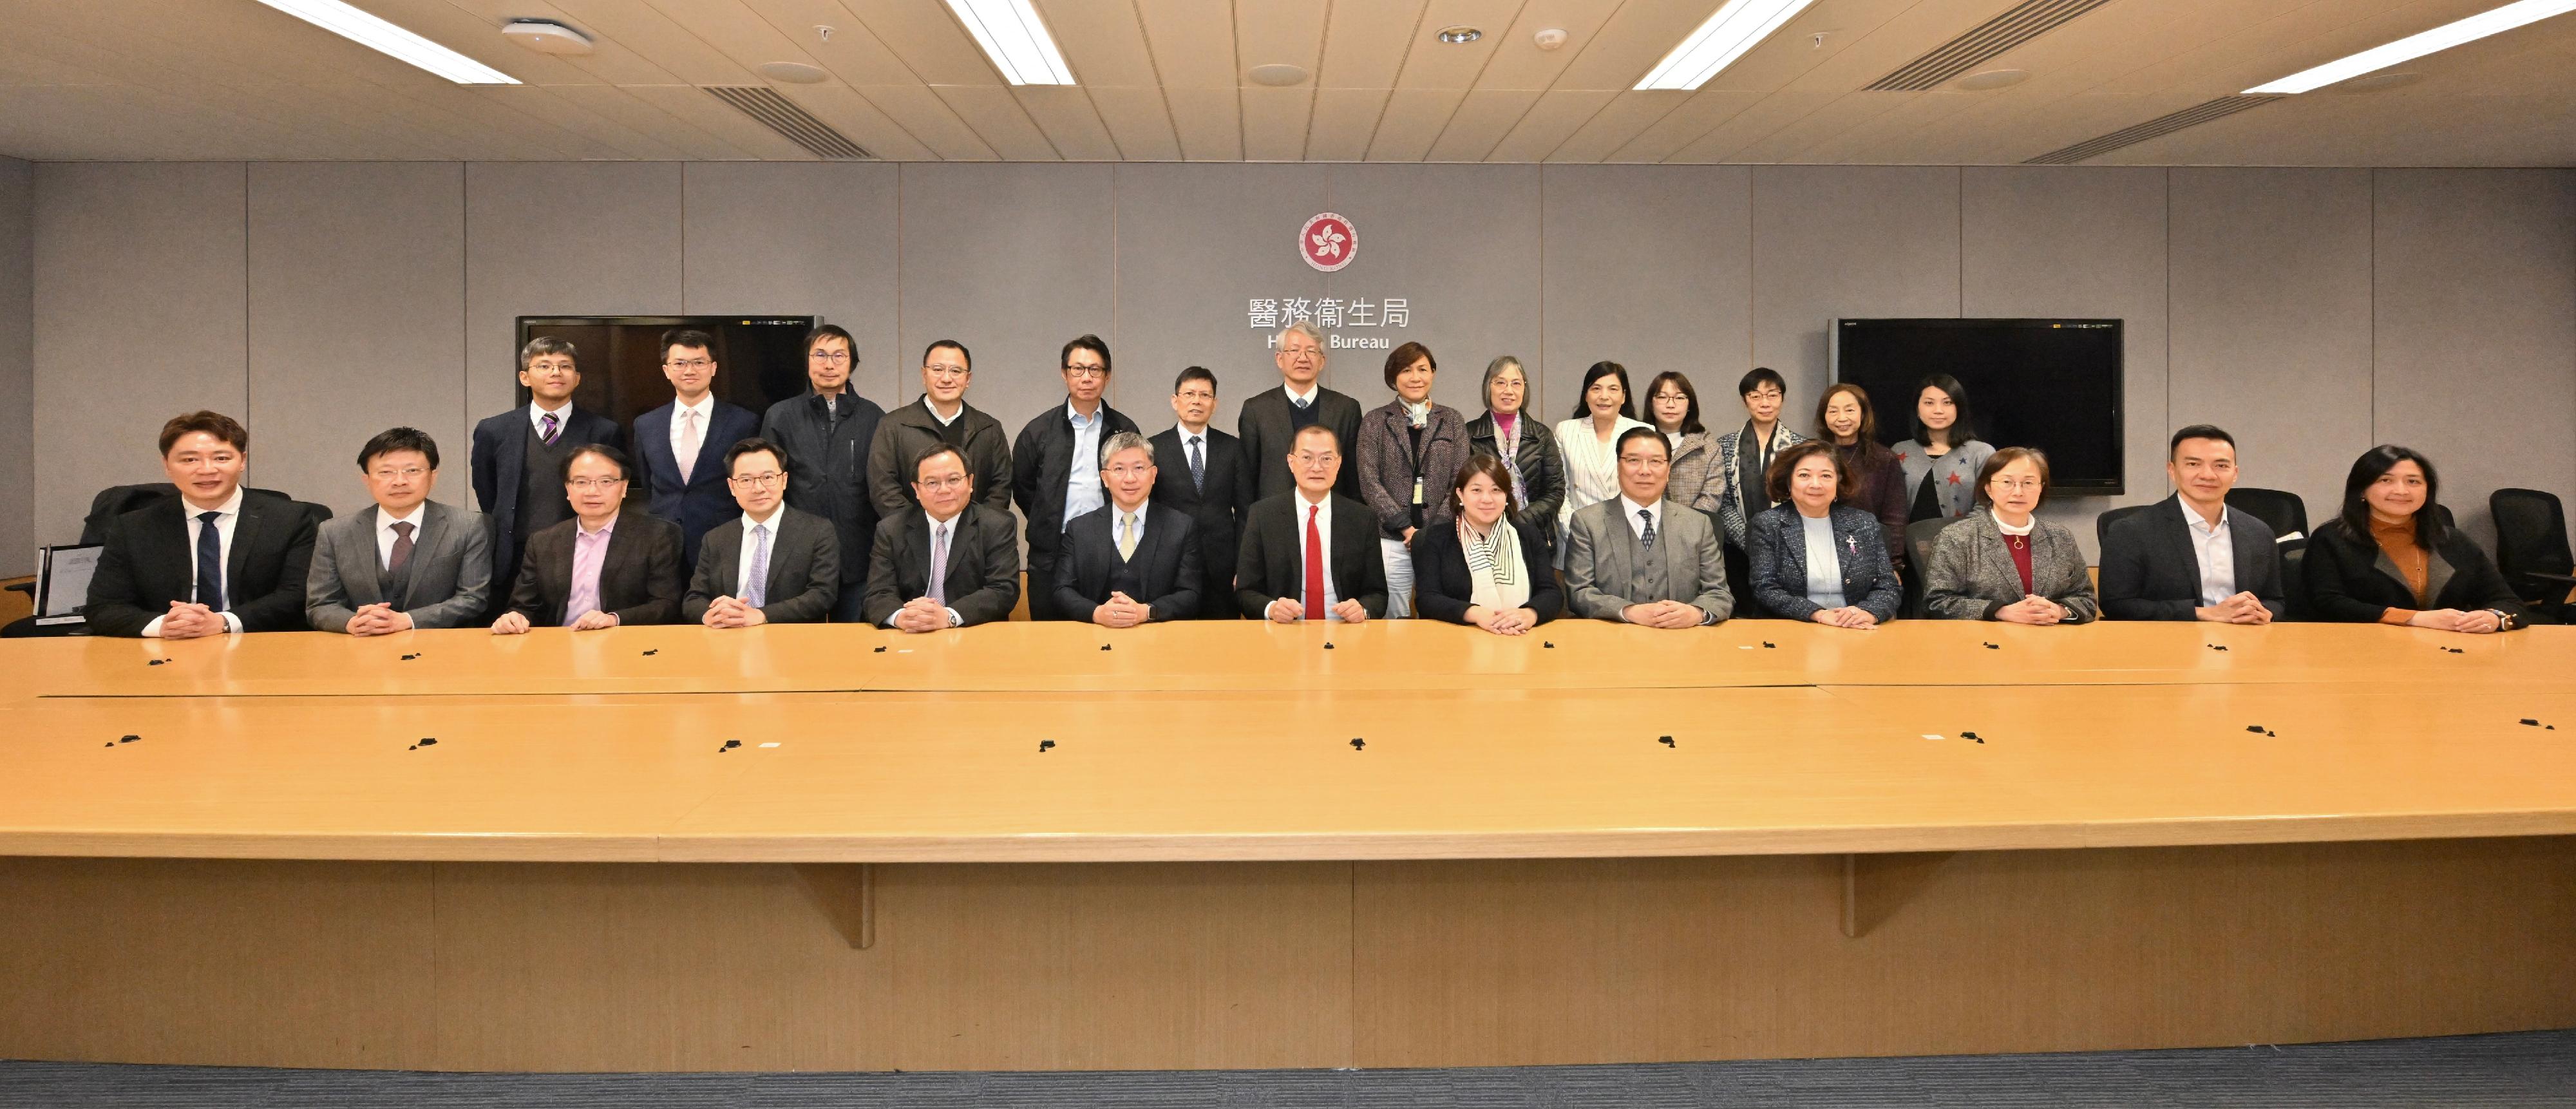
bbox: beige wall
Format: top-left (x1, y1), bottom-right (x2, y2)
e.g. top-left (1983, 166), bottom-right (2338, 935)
top-left (0, 156), bottom-right (28, 576)
top-left (23, 162), bottom-right (2576, 562)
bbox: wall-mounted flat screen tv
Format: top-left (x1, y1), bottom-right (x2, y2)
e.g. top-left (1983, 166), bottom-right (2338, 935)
top-left (515, 316), bottom-right (819, 429)
top-left (1831, 318), bottom-right (2123, 493)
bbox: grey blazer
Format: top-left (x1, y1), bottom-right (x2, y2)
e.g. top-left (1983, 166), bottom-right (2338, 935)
top-left (1564, 497), bottom-right (1733, 623)
top-left (1921, 511), bottom-right (2099, 622)
top-left (305, 500), bottom-right (493, 631)
top-left (682, 506), bottom-right (841, 625)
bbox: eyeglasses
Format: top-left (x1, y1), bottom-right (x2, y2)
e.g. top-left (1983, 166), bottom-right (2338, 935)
top-left (666, 358), bottom-right (713, 370)
top-left (809, 350), bottom-right (852, 365)
top-left (728, 472), bottom-right (785, 488)
top-left (368, 467), bottom-right (428, 480)
top-left (923, 364), bottom-right (969, 377)
top-left (1293, 453), bottom-right (1337, 466)
top-left (1619, 455), bottom-right (1670, 467)
top-left (1745, 390), bottom-right (1783, 402)
top-left (1104, 464), bottom-right (1154, 479)
top-left (915, 475), bottom-right (969, 491)
top-left (1989, 479), bottom-right (2043, 493)
top-left (1063, 364), bottom-right (1107, 376)
top-left (567, 477), bottom-right (626, 491)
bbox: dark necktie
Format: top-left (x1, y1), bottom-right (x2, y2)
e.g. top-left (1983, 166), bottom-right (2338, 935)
top-left (1303, 504), bottom-right (1325, 620)
top-left (387, 520), bottom-right (415, 576)
top-left (1188, 436), bottom-right (1206, 492)
top-left (540, 412), bottom-right (560, 444)
top-left (1638, 508), bottom-right (1657, 554)
top-left (194, 510), bottom-right (225, 611)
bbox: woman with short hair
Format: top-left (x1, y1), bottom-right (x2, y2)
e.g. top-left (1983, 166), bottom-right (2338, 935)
top-left (1465, 355), bottom-right (1566, 549)
top-left (1922, 447), bottom-right (2097, 623)
top-left (1356, 341), bottom-right (1469, 620)
top-left (1747, 441), bottom-right (1901, 627)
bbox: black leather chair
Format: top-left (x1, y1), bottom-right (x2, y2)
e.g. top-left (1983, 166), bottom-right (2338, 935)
top-left (1, 485), bottom-right (330, 638)
top-left (1902, 517), bottom-right (1962, 620)
top-left (2225, 487), bottom-right (2309, 542)
top-left (2490, 488), bottom-right (2575, 620)
top-left (2092, 504), bottom-right (2155, 551)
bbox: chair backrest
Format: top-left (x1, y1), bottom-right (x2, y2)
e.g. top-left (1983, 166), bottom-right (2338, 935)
top-left (2093, 504), bottom-right (2155, 550)
top-left (76, 484), bottom-right (326, 545)
top-left (2280, 546), bottom-right (2307, 621)
top-left (2225, 487), bottom-right (2309, 542)
top-left (1902, 516), bottom-right (1960, 619)
top-left (2490, 488), bottom-right (2573, 580)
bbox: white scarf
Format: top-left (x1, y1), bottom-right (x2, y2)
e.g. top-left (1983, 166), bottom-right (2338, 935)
top-left (1462, 517), bottom-right (1529, 612)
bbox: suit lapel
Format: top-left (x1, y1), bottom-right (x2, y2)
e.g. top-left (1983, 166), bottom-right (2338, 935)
top-left (1777, 514), bottom-right (1806, 586)
top-left (354, 505), bottom-right (388, 603)
top-left (2425, 544), bottom-right (2458, 606)
top-left (226, 497), bottom-right (267, 603)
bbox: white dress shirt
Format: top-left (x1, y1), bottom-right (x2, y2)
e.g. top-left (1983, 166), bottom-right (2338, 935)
top-left (2179, 495), bottom-right (2237, 606)
top-left (375, 504), bottom-right (426, 572)
top-left (735, 506), bottom-right (785, 598)
top-left (927, 397), bottom-right (963, 426)
top-left (1063, 401), bottom-right (1106, 530)
top-left (1111, 499), bottom-right (1151, 558)
top-left (1283, 381), bottom-right (1320, 410)
top-left (528, 399), bottom-right (573, 437)
top-left (886, 510), bottom-right (967, 628)
top-left (1293, 489), bottom-right (1343, 618)
top-left (668, 394), bottom-right (716, 477)
top-left (1619, 494), bottom-right (1663, 542)
top-left (1554, 415), bottom-right (1652, 534)
top-left (141, 486), bottom-right (245, 637)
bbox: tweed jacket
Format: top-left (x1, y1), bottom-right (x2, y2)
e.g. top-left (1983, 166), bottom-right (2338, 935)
top-left (1921, 511), bottom-right (2099, 622)
top-left (1664, 430), bottom-right (1722, 514)
top-left (1745, 503), bottom-right (1903, 623)
top-left (1355, 399), bottom-right (1472, 539)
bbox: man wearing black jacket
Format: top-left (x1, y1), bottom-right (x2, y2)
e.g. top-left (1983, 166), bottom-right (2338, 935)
top-left (2098, 425), bottom-right (2288, 623)
top-left (1150, 366), bottom-right (1253, 618)
top-left (85, 410), bottom-right (320, 637)
top-left (760, 324), bottom-right (885, 622)
top-left (469, 336), bottom-right (621, 617)
top-left (1013, 334), bottom-right (1139, 620)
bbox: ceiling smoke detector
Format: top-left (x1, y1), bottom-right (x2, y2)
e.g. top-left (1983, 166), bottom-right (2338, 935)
top-left (500, 19), bottom-right (592, 55)
top-left (759, 61), bottom-right (828, 84)
top-left (1534, 28), bottom-right (1568, 51)
top-left (1247, 63), bottom-right (1309, 86)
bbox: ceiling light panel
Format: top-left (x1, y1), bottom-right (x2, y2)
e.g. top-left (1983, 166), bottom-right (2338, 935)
top-left (940, 0), bottom-right (1077, 85)
top-left (2244, 0), bottom-right (2576, 95)
top-left (1635, 0), bottom-right (1820, 91)
top-left (247, 0), bottom-right (518, 84)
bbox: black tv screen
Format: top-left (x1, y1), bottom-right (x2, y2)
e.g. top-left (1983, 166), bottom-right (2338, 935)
top-left (1832, 318), bottom-right (2123, 493)
top-left (515, 316), bottom-right (818, 429)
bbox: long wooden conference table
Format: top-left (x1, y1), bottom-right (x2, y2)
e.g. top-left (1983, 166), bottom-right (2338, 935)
top-left (4, 620), bottom-right (2574, 1072)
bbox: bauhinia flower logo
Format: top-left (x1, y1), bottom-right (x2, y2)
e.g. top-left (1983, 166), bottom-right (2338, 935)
top-left (1299, 213), bottom-right (1357, 272)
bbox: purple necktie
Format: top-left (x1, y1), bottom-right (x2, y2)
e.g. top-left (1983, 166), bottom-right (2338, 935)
top-left (540, 412), bottom-right (560, 444)
top-left (742, 524), bottom-right (770, 609)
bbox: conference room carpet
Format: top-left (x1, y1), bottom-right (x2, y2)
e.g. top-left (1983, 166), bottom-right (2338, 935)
top-left (6, 1030), bottom-right (2574, 1107)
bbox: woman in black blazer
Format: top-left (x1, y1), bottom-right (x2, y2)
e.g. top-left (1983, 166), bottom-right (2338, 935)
top-left (2301, 444), bottom-right (2526, 632)
top-left (1414, 454), bottom-right (1561, 634)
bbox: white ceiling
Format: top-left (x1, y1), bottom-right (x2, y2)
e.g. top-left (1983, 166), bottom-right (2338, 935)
top-left (0, 0), bottom-right (2570, 165)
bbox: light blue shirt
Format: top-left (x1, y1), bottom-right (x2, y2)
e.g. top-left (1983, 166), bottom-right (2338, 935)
top-left (1063, 401), bottom-right (1105, 531)
top-left (1801, 512), bottom-right (1846, 610)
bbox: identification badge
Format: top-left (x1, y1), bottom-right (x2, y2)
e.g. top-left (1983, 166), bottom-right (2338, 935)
top-left (1412, 479), bottom-right (1424, 505)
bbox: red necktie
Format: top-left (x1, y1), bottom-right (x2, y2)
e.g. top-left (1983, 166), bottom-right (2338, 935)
top-left (1303, 503), bottom-right (1325, 620)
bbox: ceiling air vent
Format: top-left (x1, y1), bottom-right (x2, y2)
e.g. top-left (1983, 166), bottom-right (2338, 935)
top-left (704, 86), bottom-right (874, 160)
top-left (2022, 95), bottom-right (2286, 164)
top-left (1867, 0), bottom-right (2114, 91)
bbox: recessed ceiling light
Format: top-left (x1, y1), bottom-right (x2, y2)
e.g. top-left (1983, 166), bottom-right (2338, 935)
top-left (248, 0), bottom-right (518, 84)
top-left (1635, 0), bottom-right (1821, 91)
top-left (2244, 0), bottom-right (2576, 95)
top-left (1955, 68), bottom-right (2029, 91)
top-left (759, 61), bottom-right (828, 84)
top-left (500, 19), bottom-right (592, 56)
top-left (938, 0), bottom-right (1076, 85)
top-left (1247, 63), bottom-right (1309, 87)
top-left (1438, 26), bottom-right (1482, 44)
top-left (2331, 70), bottom-right (2423, 93)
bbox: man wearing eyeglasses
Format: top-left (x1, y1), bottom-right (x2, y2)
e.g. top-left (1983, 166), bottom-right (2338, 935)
top-left (759, 324), bottom-right (885, 623)
top-left (491, 444), bottom-right (683, 633)
top-left (306, 427), bottom-right (493, 634)
top-left (1013, 334), bottom-right (1141, 621)
top-left (468, 336), bottom-right (621, 620)
top-left (683, 438), bottom-right (838, 627)
top-left (1052, 432), bottom-right (1201, 627)
top-left (864, 443), bottom-right (1021, 632)
top-left (1565, 427), bottom-right (1732, 627)
top-left (864, 339), bottom-right (1014, 520)
top-left (632, 328), bottom-right (761, 575)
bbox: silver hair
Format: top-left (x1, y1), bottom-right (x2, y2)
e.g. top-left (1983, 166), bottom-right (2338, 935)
top-left (1099, 430), bottom-right (1155, 469)
top-left (520, 336), bottom-right (577, 370)
top-left (1481, 355), bottom-right (1526, 411)
top-left (1276, 321), bottom-right (1324, 350)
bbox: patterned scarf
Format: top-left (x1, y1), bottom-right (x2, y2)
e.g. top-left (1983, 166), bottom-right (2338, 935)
top-left (1491, 413), bottom-right (1530, 506)
top-left (1461, 516), bottom-right (1529, 612)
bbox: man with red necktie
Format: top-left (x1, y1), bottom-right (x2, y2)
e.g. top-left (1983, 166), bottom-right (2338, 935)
top-left (1234, 425), bottom-right (1385, 623)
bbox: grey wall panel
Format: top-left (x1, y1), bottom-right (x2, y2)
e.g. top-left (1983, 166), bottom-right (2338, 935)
top-left (681, 162), bottom-right (902, 411)
top-left (2371, 169), bottom-right (2576, 549)
top-left (247, 162), bottom-right (466, 521)
top-left (0, 157), bottom-right (30, 574)
top-left (1111, 162), bottom-right (1331, 435)
top-left (1749, 166), bottom-right (1962, 418)
top-left (1539, 165), bottom-right (1752, 426)
top-left (1320, 164), bottom-right (1543, 419)
top-left (2168, 168), bottom-right (2376, 532)
top-left (462, 162), bottom-right (683, 449)
top-left (32, 162), bottom-right (248, 547)
top-left (896, 163), bottom-right (1117, 439)
top-left (1962, 166), bottom-right (2170, 560)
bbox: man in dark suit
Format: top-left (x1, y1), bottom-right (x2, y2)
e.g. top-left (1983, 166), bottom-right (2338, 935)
top-left (1236, 425), bottom-right (1385, 622)
top-left (1151, 366), bottom-right (1255, 619)
top-left (1014, 334), bottom-right (1141, 621)
top-left (1054, 431), bottom-right (1201, 626)
top-left (1236, 321), bottom-right (1363, 502)
top-left (85, 410), bottom-right (321, 638)
top-left (2099, 424), bottom-right (2288, 623)
top-left (632, 327), bottom-right (761, 573)
top-left (684, 438), bottom-right (840, 627)
top-left (491, 444), bottom-right (683, 632)
top-left (759, 324), bottom-right (884, 623)
top-left (864, 339), bottom-right (1014, 520)
top-left (864, 442), bottom-right (1021, 631)
top-left (306, 427), bottom-right (493, 633)
top-left (469, 336), bottom-right (621, 618)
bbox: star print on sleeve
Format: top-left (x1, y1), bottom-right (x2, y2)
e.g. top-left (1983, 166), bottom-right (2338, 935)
top-left (1947, 472), bottom-right (1964, 484)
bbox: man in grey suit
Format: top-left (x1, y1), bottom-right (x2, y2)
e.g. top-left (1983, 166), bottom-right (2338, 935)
top-left (307, 427), bottom-right (493, 634)
top-left (1564, 426), bottom-right (1732, 627)
top-left (685, 438), bottom-right (840, 627)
